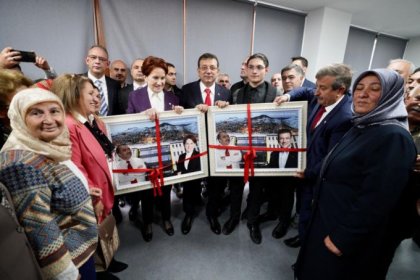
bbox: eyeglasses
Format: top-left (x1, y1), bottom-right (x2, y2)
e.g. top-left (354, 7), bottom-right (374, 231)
top-left (88, 55), bottom-right (108, 62)
top-left (199, 66), bottom-right (218, 71)
top-left (218, 80), bottom-right (229, 83)
top-left (248, 65), bottom-right (265, 71)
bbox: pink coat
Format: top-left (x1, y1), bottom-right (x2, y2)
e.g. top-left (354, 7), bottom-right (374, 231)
top-left (66, 115), bottom-right (114, 222)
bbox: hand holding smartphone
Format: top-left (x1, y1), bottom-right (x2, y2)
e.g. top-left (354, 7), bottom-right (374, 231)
top-left (12, 50), bottom-right (36, 63)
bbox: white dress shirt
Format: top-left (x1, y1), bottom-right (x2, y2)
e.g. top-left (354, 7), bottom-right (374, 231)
top-left (147, 87), bottom-right (165, 112)
top-left (199, 82), bottom-right (216, 105)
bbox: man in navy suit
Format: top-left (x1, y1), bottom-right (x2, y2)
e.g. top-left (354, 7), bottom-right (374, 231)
top-left (259, 128), bottom-right (298, 240)
top-left (84, 45), bottom-right (121, 116)
top-left (275, 63), bottom-right (353, 248)
top-left (291, 56), bottom-right (316, 88)
top-left (180, 53), bottom-right (231, 235)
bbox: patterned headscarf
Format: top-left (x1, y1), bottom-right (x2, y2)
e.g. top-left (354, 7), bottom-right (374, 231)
top-left (1, 88), bottom-right (71, 162)
top-left (351, 68), bottom-right (408, 130)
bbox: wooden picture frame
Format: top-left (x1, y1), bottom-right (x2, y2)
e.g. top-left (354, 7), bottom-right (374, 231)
top-left (101, 109), bottom-right (208, 195)
top-left (207, 102), bottom-right (307, 177)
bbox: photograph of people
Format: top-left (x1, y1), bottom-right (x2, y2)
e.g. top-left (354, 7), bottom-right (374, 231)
top-left (0, 88), bottom-right (98, 280)
top-left (115, 144), bottom-right (146, 185)
top-left (215, 131), bottom-right (242, 169)
top-left (268, 128), bottom-right (298, 169)
top-left (295, 69), bottom-right (417, 280)
top-left (177, 134), bottom-right (202, 234)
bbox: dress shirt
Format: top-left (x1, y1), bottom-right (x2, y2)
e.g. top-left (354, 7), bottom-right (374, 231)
top-left (314, 95), bottom-right (345, 128)
top-left (243, 82), bottom-right (266, 103)
top-left (278, 149), bottom-right (290, 169)
top-left (147, 87), bottom-right (165, 112)
top-left (87, 72), bottom-right (109, 106)
top-left (184, 151), bottom-right (193, 169)
top-left (215, 145), bottom-right (242, 169)
top-left (199, 82), bottom-right (216, 105)
top-left (133, 81), bottom-right (147, 91)
top-left (115, 157), bottom-right (146, 185)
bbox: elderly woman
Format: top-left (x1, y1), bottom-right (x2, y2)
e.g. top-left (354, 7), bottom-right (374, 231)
top-left (51, 74), bottom-right (127, 278)
top-left (126, 56), bottom-right (181, 242)
top-left (295, 69), bottom-right (417, 280)
top-left (0, 88), bottom-right (98, 279)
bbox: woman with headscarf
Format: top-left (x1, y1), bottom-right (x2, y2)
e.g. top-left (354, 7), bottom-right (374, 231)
top-left (0, 88), bottom-right (98, 280)
top-left (295, 69), bottom-right (417, 280)
top-left (51, 74), bottom-right (127, 279)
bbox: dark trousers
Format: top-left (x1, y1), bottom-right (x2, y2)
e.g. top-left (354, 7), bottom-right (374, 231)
top-left (80, 256), bottom-right (96, 280)
top-left (206, 177), bottom-right (244, 220)
top-left (182, 179), bottom-right (202, 216)
top-left (247, 177), bottom-right (264, 224)
top-left (298, 185), bottom-right (313, 239)
top-left (140, 185), bottom-right (171, 224)
top-left (265, 177), bottom-right (296, 223)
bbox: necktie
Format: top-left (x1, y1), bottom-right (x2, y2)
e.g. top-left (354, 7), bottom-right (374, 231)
top-left (126, 160), bottom-right (138, 184)
top-left (225, 149), bottom-right (232, 169)
top-left (95, 80), bottom-right (108, 116)
top-left (311, 106), bottom-right (326, 130)
top-left (204, 88), bottom-right (212, 106)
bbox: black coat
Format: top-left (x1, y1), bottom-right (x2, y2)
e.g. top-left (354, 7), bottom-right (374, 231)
top-left (296, 125), bottom-right (416, 280)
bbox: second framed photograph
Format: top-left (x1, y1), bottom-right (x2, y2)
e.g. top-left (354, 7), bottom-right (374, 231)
top-left (102, 109), bottom-right (208, 195)
top-left (207, 102), bottom-right (307, 177)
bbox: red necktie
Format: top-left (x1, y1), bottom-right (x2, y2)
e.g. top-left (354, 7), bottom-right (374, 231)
top-left (311, 106), bottom-right (326, 130)
top-left (204, 88), bottom-right (212, 106)
top-left (126, 160), bottom-right (138, 184)
top-left (225, 149), bottom-right (232, 169)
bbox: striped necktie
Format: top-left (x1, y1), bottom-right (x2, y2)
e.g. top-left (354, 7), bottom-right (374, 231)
top-left (95, 80), bottom-right (108, 116)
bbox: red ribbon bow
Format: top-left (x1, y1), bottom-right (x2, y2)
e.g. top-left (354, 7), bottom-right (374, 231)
top-left (149, 168), bottom-right (163, 197)
top-left (243, 148), bottom-right (256, 183)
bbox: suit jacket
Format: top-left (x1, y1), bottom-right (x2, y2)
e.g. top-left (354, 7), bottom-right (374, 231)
top-left (66, 114), bottom-right (114, 221)
top-left (118, 83), bottom-right (134, 114)
top-left (177, 150), bottom-right (201, 174)
top-left (289, 88), bottom-right (353, 181)
top-left (296, 125), bottom-right (416, 279)
top-left (235, 81), bottom-right (277, 104)
top-left (180, 80), bottom-right (230, 109)
top-left (268, 151), bottom-right (298, 168)
top-left (302, 78), bottom-right (316, 88)
top-left (83, 73), bottom-right (121, 115)
top-left (126, 86), bottom-right (179, 113)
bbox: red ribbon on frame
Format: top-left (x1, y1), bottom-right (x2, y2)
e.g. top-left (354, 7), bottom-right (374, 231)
top-left (208, 103), bottom-right (307, 183)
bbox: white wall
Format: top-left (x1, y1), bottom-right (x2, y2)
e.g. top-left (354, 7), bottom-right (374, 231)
top-left (405, 36), bottom-right (420, 67)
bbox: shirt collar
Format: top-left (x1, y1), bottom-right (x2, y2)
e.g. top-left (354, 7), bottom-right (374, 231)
top-left (324, 95), bottom-right (344, 113)
top-left (87, 71), bottom-right (106, 84)
top-left (199, 81), bottom-right (216, 94)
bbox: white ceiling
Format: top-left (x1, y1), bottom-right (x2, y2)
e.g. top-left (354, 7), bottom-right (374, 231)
top-left (254, 0), bottom-right (420, 39)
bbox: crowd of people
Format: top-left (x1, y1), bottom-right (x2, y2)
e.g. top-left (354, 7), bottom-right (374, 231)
top-left (0, 44), bottom-right (419, 280)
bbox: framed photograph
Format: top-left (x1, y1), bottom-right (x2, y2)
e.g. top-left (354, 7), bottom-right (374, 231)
top-left (207, 102), bottom-right (307, 177)
top-left (101, 109), bottom-right (208, 195)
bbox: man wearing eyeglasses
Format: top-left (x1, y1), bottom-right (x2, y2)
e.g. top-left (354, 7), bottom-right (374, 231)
top-left (233, 53), bottom-right (277, 244)
top-left (180, 53), bottom-right (230, 236)
top-left (84, 45), bottom-right (121, 116)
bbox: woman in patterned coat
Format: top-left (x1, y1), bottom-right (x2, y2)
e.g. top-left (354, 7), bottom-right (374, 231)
top-left (0, 88), bottom-right (98, 280)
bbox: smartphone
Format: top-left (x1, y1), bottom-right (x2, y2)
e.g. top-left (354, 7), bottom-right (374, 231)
top-left (13, 50), bottom-right (36, 63)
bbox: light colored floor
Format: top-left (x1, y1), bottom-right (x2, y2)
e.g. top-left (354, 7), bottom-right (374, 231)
top-left (113, 188), bottom-right (420, 280)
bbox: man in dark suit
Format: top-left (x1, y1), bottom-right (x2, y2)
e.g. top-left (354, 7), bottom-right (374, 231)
top-left (275, 63), bottom-right (353, 248)
top-left (109, 59), bottom-right (128, 88)
top-left (84, 45), bottom-right (120, 116)
top-left (281, 64), bottom-right (306, 93)
top-left (231, 53), bottom-right (277, 244)
top-left (165, 62), bottom-right (183, 97)
top-left (180, 53), bottom-right (230, 235)
top-left (230, 56), bottom-right (249, 102)
top-left (118, 58), bottom-right (147, 114)
top-left (291, 56), bottom-right (316, 88)
top-left (259, 128), bottom-right (298, 240)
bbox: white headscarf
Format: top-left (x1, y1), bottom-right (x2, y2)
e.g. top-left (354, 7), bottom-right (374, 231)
top-left (1, 88), bottom-right (71, 162)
